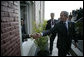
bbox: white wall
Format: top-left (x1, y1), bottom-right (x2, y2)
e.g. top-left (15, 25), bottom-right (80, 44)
top-left (34, 1), bottom-right (45, 27)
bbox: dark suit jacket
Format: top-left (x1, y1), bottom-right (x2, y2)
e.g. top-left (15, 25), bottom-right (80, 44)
top-left (22, 34), bottom-right (30, 39)
top-left (46, 19), bottom-right (57, 30)
top-left (43, 21), bottom-right (77, 51)
top-left (22, 24), bottom-right (26, 34)
top-left (22, 25), bottom-right (30, 40)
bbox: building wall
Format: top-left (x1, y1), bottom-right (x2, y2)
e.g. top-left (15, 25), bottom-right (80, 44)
top-left (40, 1), bottom-right (45, 24)
top-left (1, 1), bottom-right (45, 56)
top-left (34, 1), bottom-right (40, 26)
top-left (34, 1), bottom-right (44, 27)
top-left (1, 1), bottom-right (21, 56)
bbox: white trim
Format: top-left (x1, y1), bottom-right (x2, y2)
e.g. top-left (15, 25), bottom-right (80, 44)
top-left (26, 4), bottom-right (30, 34)
top-left (18, 2), bottom-right (23, 56)
top-left (71, 44), bottom-right (83, 56)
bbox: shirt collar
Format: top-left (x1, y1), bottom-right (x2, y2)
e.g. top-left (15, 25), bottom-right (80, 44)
top-left (64, 19), bottom-right (68, 24)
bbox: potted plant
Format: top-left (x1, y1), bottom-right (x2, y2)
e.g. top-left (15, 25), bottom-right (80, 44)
top-left (32, 21), bottom-right (49, 56)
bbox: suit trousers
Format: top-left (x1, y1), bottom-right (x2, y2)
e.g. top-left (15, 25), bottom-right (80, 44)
top-left (50, 34), bottom-right (56, 52)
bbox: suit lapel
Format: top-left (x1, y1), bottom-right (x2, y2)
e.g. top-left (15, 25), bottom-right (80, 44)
top-left (68, 22), bottom-right (71, 31)
top-left (60, 21), bottom-right (67, 33)
top-left (68, 22), bottom-right (72, 35)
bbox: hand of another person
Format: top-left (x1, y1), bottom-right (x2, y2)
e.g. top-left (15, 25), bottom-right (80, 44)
top-left (32, 33), bottom-right (41, 39)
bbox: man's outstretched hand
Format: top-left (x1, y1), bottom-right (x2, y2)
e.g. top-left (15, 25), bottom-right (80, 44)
top-left (31, 33), bottom-right (41, 39)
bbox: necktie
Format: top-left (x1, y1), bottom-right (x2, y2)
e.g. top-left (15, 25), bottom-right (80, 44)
top-left (64, 22), bottom-right (68, 30)
top-left (51, 20), bottom-right (54, 28)
top-left (52, 20), bottom-right (54, 25)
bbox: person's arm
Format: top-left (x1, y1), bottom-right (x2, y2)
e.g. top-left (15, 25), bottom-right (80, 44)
top-left (22, 34), bottom-right (32, 39)
top-left (32, 22), bottom-right (58, 39)
top-left (31, 23), bottom-right (58, 39)
top-left (41, 23), bottom-right (58, 37)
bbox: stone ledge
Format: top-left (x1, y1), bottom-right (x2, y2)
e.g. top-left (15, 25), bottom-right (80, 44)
top-left (71, 44), bottom-right (83, 56)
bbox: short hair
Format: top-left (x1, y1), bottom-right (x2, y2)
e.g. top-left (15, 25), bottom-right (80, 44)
top-left (21, 18), bottom-right (24, 21)
top-left (69, 15), bottom-right (72, 18)
top-left (61, 11), bottom-right (69, 17)
top-left (50, 13), bottom-right (54, 15)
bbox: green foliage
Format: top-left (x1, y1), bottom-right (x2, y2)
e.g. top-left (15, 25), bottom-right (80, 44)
top-left (32, 20), bottom-right (48, 51)
top-left (72, 8), bottom-right (83, 21)
top-left (75, 22), bottom-right (83, 36)
top-left (42, 20), bottom-right (47, 30)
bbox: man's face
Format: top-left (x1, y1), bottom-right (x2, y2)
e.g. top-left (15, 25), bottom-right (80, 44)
top-left (21, 20), bottom-right (24, 26)
top-left (51, 13), bottom-right (54, 19)
top-left (60, 12), bottom-right (67, 22)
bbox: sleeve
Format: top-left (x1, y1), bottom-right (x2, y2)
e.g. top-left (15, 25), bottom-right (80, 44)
top-left (22, 34), bottom-right (30, 39)
top-left (42, 23), bottom-right (58, 36)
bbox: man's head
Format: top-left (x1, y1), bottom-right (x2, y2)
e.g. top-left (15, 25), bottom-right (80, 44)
top-left (50, 13), bottom-right (54, 19)
top-left (21, 18), bottom-right (24, 26)
top-left (60, 11), bottom-right (69, 22)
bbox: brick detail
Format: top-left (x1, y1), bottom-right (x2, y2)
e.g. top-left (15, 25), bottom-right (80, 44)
top-left (1, 1), bottom-right (21, 56)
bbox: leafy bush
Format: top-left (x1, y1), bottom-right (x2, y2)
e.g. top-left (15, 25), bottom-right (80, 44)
top-left (32, 20), bottom-right (48, 51)
top-left (75, 21), bottom-right (83, 40)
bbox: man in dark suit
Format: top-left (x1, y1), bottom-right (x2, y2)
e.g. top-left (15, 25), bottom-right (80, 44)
top-left (46, 13), bottom-right (57, 54)
top-left (33, 11), bottom-right (78, 56)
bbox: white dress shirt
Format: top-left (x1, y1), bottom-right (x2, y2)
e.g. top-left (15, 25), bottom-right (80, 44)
top-left (51, 19), bottom-right (55, 28)
top-left (65, 20), bottom-right (68, 30)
